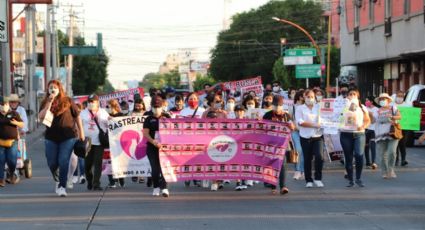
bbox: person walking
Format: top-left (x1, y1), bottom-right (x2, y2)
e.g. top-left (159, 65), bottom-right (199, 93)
top-left (38, 80), bottom-right (85, 197)
top-left (80, 94), bottom-right (109, 191)
top-left (0, 96), bottom-right (24, 187)
top-left (394, 91), bottom-right (408, 166)
top-left (364, 96), bottom-right (378, 169)
top-left (297, 90), bottom-right (324, 188)
top-left (143, 96), bottom-right (171, 197)
top-left (373, 93), bottom-right (401, 179)
top-left (339, 88), bottom-right (370, 187)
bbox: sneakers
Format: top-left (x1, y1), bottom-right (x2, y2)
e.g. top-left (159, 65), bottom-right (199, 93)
top-left (347, 181), bottom-right (355, 187)
top-left (389, 170), bottom-right (397, 178)
top-left (118, 179), bottom-right (125, 188)
top-left (108, 183), bottom-right (117, 188)
top-left (55, 182), bottom-right (59, 193)
top-left (293, 171), bottom-right (302, 180)
top-left (184, 180), bottom-right (191, 187)
top-left (313, 180), bottom-right (324, 188)
top-left (355, 179), bottom-right (365, 187)
top-left (235, 185), bottom-right (247, 191)
top-left (0, 179), bottom-right (5, 187)
top-left (7, 173), bottom-right (19, 184)
top-left (72, 176), bottom-right (79, 184)
top-left (161, 189), bottom-right (170, 197)
top-left (306, 182), bottom-right (314, 188)
top-left (280, 187), bottom-right (289, 195)
top-left (371, 163), bottom-right (378, 170)
top-left (223, 180), bottom-right (231, 184)
top-left (138, 178), bottom-right (145, 184)
top-left (401, 161), bottom-right (408, 166)
top-left (152, 188), bottom-right (160, 196)
top-left (66, 180), bottom-right (74, 189)
top-left (211, 183), bottom-right (218, 191)
top-left (57, 187), bottom-right (67, 197)
top-left (79, 176), bottom-right (86, 184)
top-left (201, 180), bottom-right (210, 188)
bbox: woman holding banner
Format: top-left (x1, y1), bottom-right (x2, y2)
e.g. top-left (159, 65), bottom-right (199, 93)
top-left (292, 90), bottom-right (305, 180)
top-left (373, 93), bottom-right (401, 179)
top-left (339, 89), bottom-right (370, 187)
top-left (263, 96), bottom-right (295, 195)
top-left (143, 96), bottom-right (171, 197)
top-left (297, 89), bottom-right (324, 188)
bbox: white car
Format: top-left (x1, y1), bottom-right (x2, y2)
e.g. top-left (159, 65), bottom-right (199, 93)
top-left (403, 84), bottom-right (425, 146)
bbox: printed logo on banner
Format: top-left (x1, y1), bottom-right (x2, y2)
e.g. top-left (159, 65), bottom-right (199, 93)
top-left (119, 130), bottom-right (147, 160)
top-left (207, 135), bottom-right (238, 163)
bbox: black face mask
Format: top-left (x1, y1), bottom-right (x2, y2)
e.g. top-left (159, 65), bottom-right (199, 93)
top-left (341, 91), bottom-right (348, 98)
top-left (263, 101), bottom-right (272, 107)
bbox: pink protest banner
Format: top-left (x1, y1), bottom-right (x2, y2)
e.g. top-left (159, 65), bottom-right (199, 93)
top-left (99, 87), bottom-right (144, 108)
top-left (73, 95), bottom-right (88, 105)
top-left (158, 118), bottom-right (291, 185)
top-left (223, 76), bottom-right (262, 92)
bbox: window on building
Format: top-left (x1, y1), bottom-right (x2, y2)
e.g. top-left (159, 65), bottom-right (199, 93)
top-left (403, 0), bottom-right (410, 15)
top-left (354, 0), bottom-right (360, 44)
top-left (369, 0), bottom-right (375, 25)
top-left (384, 0), bottom-right (392, 36)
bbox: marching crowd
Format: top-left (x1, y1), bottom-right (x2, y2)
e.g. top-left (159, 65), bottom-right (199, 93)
top-left (1, 79), bottom-right (424, 198)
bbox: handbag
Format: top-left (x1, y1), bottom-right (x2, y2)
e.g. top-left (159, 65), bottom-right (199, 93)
top-left (0, 139), bottom-right (15, 148)
top-left (74, 137), bottom-right (92, 158)
top-left (388, 107), bottom-right (403, 140)
top-left (285, 141), bottom-right (299, 164)
top-left (90, 111), bottom-right (109, 148)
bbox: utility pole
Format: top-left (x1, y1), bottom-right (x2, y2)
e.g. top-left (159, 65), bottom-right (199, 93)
top-left (51, 3), bottom-right (58, 80)
top-left (45, 4), bottom-right (51, 85)
top-left (67, 5), bottom-right (74, 96)
top-left (23, 4), bottom-right (36, 131)
top-left (1, 0), bottom-right (11, 96)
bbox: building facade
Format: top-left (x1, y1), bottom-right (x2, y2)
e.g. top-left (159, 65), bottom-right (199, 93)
top-left (340, 0), bottom-right (425, 96)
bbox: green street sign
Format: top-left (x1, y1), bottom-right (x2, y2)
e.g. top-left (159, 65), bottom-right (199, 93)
top-left (295, 64), bottom-right (321, 79)
top-left (285, 49), bottom-right (317, 57)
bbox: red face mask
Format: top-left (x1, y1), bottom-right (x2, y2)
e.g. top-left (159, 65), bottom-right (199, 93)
top-left (188, 100), bottom-right (198, 108)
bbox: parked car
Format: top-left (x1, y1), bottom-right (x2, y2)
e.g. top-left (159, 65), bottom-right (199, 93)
top-left (403, 84), bottom-right (425, 146)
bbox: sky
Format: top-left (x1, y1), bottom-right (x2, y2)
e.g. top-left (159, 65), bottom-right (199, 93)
top-left (22, 0), bottom-right (270, 89)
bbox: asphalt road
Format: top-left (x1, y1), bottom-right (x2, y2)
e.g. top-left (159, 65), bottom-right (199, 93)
top-left (1, 128), bottom-right (424, 230)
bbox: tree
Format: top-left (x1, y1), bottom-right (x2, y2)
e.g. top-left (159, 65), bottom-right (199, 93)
top-left (138, 69), bottom-right (181, 92)
top-left (210, 0), bottom-right (325, 85)
top-left (193, 74), bottom-right (216, 91)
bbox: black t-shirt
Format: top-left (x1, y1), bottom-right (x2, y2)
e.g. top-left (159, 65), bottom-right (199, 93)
top-left (45, 99), bottom-right (80, 142)
top-left (143, 113), bottom-right (171, 152)
top-left (263, 110), bottom-right (291, 122)
top-left (0, 111), bottom-right (22, 140)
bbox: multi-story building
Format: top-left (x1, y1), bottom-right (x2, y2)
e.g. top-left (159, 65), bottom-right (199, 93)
top-left (339, 0), bottom-right (425, 96)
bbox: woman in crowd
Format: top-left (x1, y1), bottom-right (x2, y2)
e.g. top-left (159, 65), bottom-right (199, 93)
top-left (263, 96), bottom-right (295, 195)
top-left (106, 99), bottom-right (126, 188)
top-left (373, 93), bottom-right (401, 179)
top-left (242, 95), bottom-right (261, 120)
top-left (394, 91), bottom-right (408, 166)
top-left (225, 97), bottom-right (236, 119)
top-left (67, 103), bottom-right (86, 189)
top-left (0, 96), bottom-right (24, 187)
top-left (180, 92), bottom-right (205, 119)
top-left (339, 88), bottom-right (370, 187)
top-left (364, 96), bottom-right (378, 169)
top-left (80, 94), bottom-right (110, 191)
top-left (169, 94), bottom-right (185, 118)
top-left (292, 90), bottom-right (305, 180)
top-left (233, 104), bottom-right (249, 191)
top-left (38, 80), bottom-right (84, 197)
top-left (297, 89), bottom-right (324, 188)
top-left (261, 92), bottom-right (274, 112)
top-left (314, 89), bottom-right (324, 103)
top-left (143, 96), bottom-right (171, 197)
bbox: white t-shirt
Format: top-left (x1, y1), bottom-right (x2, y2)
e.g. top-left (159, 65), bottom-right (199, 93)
top-left (366, 106), bottom-right (379, 131)
top-left (296, 104), bottom-right (322, 139)
top-left (179, 106), bottom-right (206, 118)
top-left (80, 108), bottom-right (109, 145)
top-left (373, 106), bottom-right (398, 141)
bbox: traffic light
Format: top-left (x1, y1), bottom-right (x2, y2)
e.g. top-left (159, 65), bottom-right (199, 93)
top-left (280, 38), bottom-right (287, 57)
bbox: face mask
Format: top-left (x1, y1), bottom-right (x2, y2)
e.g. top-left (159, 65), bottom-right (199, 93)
top-left (152, 107), bottom-right (162, 115)
top-left (341, 91), bottom-right (348, 98)
top-left (275, 105), bottom-right (284, 112)
top-left (379, 100), bottom-right (387, 107)
top-left (162, 106), bottom-right (168, 112)
top-left (316, 96), bottom-right (323, 102)
top-left (263, 101), bottom-right (272, 107)
top-left (49, 87), bottom-right (59, 97)
top-left (246, 104), bottom-right (255, 110)
top-left (305, 98), bottom-right (315, 106)
top-left (122, 109), bottom-right (129, 114)
top-left (203, 100), bottom-right (209, 107)
top-left (365, 101), bottom-right (372, 107)
top-left (128, 103), bottom-right (134, 111)
top-left (88, 103), bottom-right (95, 111)
top-left (395, 97), bottom-right (404, 104)
top-left (350, 98), bottom-right (359, 105)
top-left (214, 103), bottom-right (222, 110)
top-left (133, 108), bottom-right (142, 113)
top-left (273, 86), bottom-right (280, 92)
top-left (0, 105), bottom-right (9, 113)
top-left (290, 93), bottom-right (296, 99)
top-left (226, 102), bottom-right (235, 111)
top-left (106, 108), bottom-right (112, 114)
top-left (188, 100), bottom-right (197, 108)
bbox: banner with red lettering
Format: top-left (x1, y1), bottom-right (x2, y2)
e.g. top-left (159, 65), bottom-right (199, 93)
top-left (99, 87), bottom-right (144, 108)
top-left (158, 118), bottom-right (291, 185)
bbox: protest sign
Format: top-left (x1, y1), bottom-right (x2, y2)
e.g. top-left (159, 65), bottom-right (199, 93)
top-left (398, 107), bottom-right (421, 131)
top-left (319, 99), bottom-right (341, 135)
top-left (158, 118), bottom-right (291, 185)
top-left (99, 87), bottom-right (144, 108)
top-left (107, 116), bottom-right (151, 178)
top-left (323, 134), bottom-right (344, 162)
top-left (223, 76), bottom-right (262, 91)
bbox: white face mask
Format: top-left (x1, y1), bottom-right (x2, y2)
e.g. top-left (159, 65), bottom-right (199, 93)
top-left (275, 105), bottom-right (284, 112)
top-left (122, 109), bottom-right (129, 114)
top-left (316, 96), bottom-right (323, 102)
top-left (226, 102), bottom-right (235, 111)
top-left (152, 107), bottom-right (162, 116)
top-left (350, 98), bottom-right (359, 105)
top-left (273, 86), bottom-right (280, 92)
top-left (106, 108), bottom-right (112, 114)
top-left (395, 97), bottom-right (404, 104)
top-left (88, 103), bottom-right (95, 111)
top-left (214, 103), bottom-right (222, 110)
top-left (128, 102), bottom-right (134, 111)
top-left (49, 87), bottom-right (59, 97)
top-left (0, 105), bottom-right (9, 113)
top-left (290, 93), bottom-right (296, 99)
top-left (305, 98), bottom-right (315, 106)
top-left (246, 104), bottom-right (255, 110)
top-left (379, 100), bottom-right (387, 107)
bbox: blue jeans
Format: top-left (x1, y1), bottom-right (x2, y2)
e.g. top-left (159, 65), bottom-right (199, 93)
top-left (45, 138), bottom-right (77, 188)
top-left (376, 139), bottom-right (399, 176)
top-left (340, 132), bottom-right (365, 182)
top-left (73, 157), bottom-right (85, 176)
top-left (291, 131), bottom-right (304, 172)
top-left (0, 141), bottom-right (18, 180)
